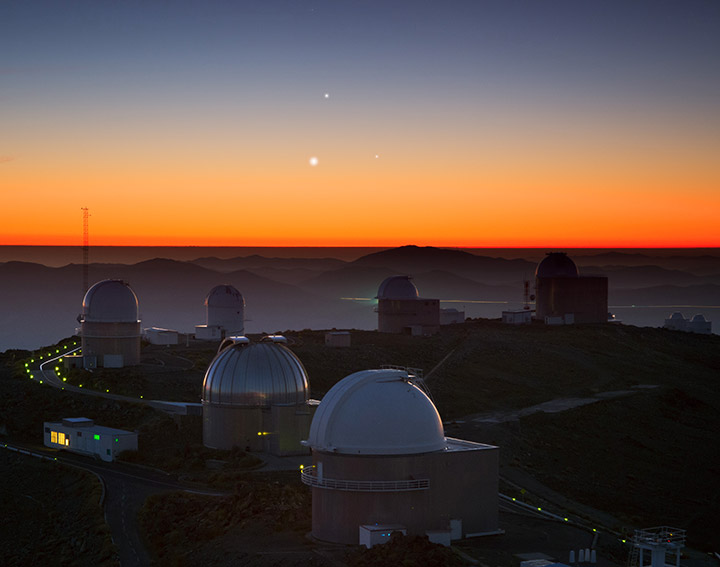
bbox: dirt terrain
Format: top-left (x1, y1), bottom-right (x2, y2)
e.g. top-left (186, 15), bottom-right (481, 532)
top-left (1, 320), bottom-right (718, 564)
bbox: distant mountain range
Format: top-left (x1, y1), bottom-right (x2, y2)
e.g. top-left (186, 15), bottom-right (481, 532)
top-left (1, 245), bottom-right (718, 350)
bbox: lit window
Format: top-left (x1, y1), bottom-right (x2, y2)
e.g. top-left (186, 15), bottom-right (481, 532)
top-left (58, 432), bottom-right (66, 445)
top-left (51, 431), bottom-right (57, 443)
top-left (94, 434), bottom-right (100, 440)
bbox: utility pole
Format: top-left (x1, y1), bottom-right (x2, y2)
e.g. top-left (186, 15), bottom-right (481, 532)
top-left (81, 207), bottom-right (89, 297)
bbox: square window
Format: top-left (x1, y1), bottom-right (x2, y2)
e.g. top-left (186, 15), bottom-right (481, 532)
top-left (94, 434), bottom-right (100, 440)
top-left (77, 431), bottom-right (82, 437)
top-left (51, 431), bottom-right (57, 443)
top-left (106, 449), bottom-right (111, 456)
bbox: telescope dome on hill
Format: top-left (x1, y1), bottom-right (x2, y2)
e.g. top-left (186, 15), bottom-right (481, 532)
top-left (202, 336), bottom-right (314, 455)
top-left (195, 284), bottom-right (245, 340)
top-left (302, 368), bottom-right (499, 545)
top-left (78, 279), bottom-right (141, 368)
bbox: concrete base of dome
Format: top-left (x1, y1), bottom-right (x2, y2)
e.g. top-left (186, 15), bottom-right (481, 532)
top-left (308, 438), bottom-right (498, 545)
top-left (203, 402), bottom-right (315, 456)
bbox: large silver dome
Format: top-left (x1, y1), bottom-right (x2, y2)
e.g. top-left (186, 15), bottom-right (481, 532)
top-left (377, 275), bottom-right (419, 300)
top-left (307, 369), bottom-right (446, 455)
top-left (82, 280), bottom-right (139, 323)
top-left (202, 341), bottom-right (308, 407)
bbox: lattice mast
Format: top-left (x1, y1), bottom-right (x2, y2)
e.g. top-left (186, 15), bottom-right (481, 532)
top-left (81, 207), bottom-right (89, 297)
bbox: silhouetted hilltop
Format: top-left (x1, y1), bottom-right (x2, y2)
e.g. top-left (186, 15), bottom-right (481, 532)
top-left (352, 245), bottom-right (536, 285)
top-left (1, 246), bottom-right (719, 351)
top-left (0, 258), bottom-right (373, 350)
top-left (190, 254), bottom-right (346, 273)
top-left (410, 270), bottom-right (518, 301)
top-left (575, 251), bottom-right (720, 276)
top-left (611, 283), bottom-right (720, 306)
top-left (299, 264), bottom-right (395, 298)
top-left (582, 265), bottom-right (720, 287)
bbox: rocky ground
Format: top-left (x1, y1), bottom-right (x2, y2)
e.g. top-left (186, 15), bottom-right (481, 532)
top-left (0, 450), bottom-right (116, 566)
top-left (1, 321), bottom-right (718, 564)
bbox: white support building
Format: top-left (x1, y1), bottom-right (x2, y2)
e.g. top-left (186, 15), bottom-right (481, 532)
top-left (502, 309), bottom-right (533, 325)
top-left (325, 331), bottom-right (351, 348)
top-left (144, 327), bottom-right (179, 345)
top-left (440, 308), bottom-right (465, 325)
top-left (43, 417), bottom-right (138, 462)
top-left (629, 526), bottom-right (685, 567)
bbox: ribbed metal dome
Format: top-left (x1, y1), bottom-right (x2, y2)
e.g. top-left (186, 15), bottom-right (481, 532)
top-left (82, 280), bottom-right (139, 323)
top-left (535, 252), bottom-right (579, 278)
top-left (377, 275), bottom-right (419, 299)
top-left (202, 342), bottom-right (308, 407)
top-left (307, 369), bottom-right (446, 455)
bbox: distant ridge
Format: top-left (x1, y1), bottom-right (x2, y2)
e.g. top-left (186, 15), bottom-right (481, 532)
top-left (352, 245), bottom-right (536, 285)
top-left (1, 247), bottom-right (719, 351)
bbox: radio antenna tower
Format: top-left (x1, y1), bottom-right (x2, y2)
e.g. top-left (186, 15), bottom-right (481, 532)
top-left (81, 207), bottom-right (90, 297)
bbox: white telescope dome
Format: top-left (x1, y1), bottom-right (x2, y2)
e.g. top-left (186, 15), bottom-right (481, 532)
top-left (307, 369), bottom-right (446, 455)
top-left (82, 280), bottom-right (139, 323)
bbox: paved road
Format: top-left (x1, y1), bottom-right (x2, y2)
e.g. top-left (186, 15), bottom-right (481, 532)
top-left (37, 350), bottom-right (200, 415)
top-left (3, 441), bottom-right (226, 567)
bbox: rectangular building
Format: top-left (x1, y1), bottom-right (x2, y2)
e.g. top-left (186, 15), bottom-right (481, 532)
top-left (43, 417), bottom-right (138, 462)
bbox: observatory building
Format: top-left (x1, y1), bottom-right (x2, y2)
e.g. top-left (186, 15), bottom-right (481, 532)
top-left (663, 312), bottom-right (712, 334)
top-left (534, 253), bottom-right (608, 324)
top-left (376, 276), bottom-right (440, 335)
top-left (302, 368), bottom-right (499, 545)
top-left (195, 284), bottom-right (245, 340)
top-left (44, 417), bottom-right (137, 463)
top-left (202, 336), bottom-right (315, 455)
top-left (79, 279), bottom-right (141, 368)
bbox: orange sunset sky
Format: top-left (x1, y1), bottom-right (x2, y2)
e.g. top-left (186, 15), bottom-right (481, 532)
top-left (2, 1), bottom-right (719, 248)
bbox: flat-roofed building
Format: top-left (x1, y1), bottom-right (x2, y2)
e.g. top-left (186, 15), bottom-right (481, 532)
top-left (43, 417), bottom-right (137, 462)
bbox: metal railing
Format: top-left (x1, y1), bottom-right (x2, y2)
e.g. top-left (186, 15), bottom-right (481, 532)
top-left (300, 468), bottom-right (429, 492)
top-left (633, 527), bottom-right (686, 547)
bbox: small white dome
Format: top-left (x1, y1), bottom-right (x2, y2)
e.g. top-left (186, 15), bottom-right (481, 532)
top-left (307, 369), bottom-right (446, 455)
top-left (82, 280), bottom-right (139, 323)
top-left (670, 312), bottom-right (685, 320)
top-left (691, 314), bottom-right (707, 322)
top-left (377, 276), bottom-right (419, 300)
top-left (205, 284), bottom-right (244, 308)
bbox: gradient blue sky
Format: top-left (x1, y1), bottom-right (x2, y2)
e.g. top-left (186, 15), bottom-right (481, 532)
top-left (2, 1), bottom-right (719, 246)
